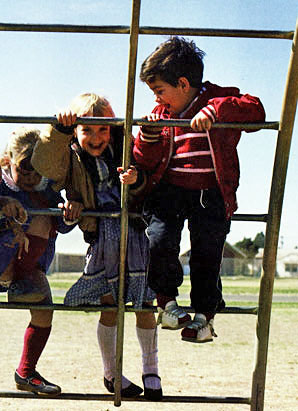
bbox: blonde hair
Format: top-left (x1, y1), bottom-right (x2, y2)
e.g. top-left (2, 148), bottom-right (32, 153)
top-left (0, 127), bottom-right (41, 168)
top-left (69, 93), bottom-right (115, 117)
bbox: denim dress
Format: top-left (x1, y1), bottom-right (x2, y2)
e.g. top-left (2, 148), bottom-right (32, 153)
top-left (0, 169), bottom-right (74, 293)
top-left (64, 157), bottom-right (155, 308)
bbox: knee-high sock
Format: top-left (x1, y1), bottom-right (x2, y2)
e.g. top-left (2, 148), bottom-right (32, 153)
top-left (97, 322), bottom-right (131, 389)
top-left (136, 326), bottom-right (161, 389)
top-left (17, 323), bottom-right (51, 377)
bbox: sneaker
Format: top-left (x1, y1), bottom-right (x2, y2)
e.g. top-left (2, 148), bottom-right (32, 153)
top-left (15, 370), bottom-right (61, 396)
top-left (181, 313), bottom-right (217, 343)
top-left (0, 279), bottom-right (12, 291)
top-left (157, 300), bottom-right (191, 330)
top-left (8, 279), bottom-right (45, 303)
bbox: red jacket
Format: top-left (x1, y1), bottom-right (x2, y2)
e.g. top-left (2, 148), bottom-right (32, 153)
top-left (133, 81), bottom-right (266, 219)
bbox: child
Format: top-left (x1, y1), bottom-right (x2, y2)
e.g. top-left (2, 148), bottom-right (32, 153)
top-left (0, 126), bottom-right (77, 395)
top-left (133, 36), bottom-right (266, 343)
top-left (31, 93), bottom-right (163, 400)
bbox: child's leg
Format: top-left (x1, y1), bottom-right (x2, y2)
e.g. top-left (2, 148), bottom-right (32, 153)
top-left (16, 322), bottom-right (52, 377)
top-left (135, 311), bottom-right (160, 379)
top-left (14, 270), bottom-right (59, 395)
top-left (14, 216), bottom-right (52, 281)
top-left (181, 188), bottom-right (230, 343)
top-left (0, 260), bottom-right (14, 287)
top-left (136, 310), bottom-right (162, 400)
top-left (97, 295), bottom-right (142, 395)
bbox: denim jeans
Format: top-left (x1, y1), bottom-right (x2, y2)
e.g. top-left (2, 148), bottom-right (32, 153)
top-left (144, 182), bottom-right (231, 314)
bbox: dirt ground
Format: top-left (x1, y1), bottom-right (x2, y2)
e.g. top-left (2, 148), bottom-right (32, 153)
top-left (0, 308), bottom-right (297, 411)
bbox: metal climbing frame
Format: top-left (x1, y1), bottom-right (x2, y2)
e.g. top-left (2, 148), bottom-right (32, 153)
top-left (0, 1), bottom-right (297, 409)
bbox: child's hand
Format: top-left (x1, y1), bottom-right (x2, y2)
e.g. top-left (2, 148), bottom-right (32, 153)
top-left (0, 197), bottom-right (28, 224)
top-left (56, 110), bottom-right (77, 127)
top-left (191, 111), bottom-right (213, 131)
top-left (142, 113), bottom-right (164, 134)
top-left (117, 166), bottom-right (137, 185)
top-left (58, 200), bottom-right (83, 221)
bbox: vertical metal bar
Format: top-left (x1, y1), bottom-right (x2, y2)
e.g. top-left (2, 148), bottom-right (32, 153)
top-left (251, 21), bottom-right (298, 411)
top-left (114, 0), bottom-right (141, 406)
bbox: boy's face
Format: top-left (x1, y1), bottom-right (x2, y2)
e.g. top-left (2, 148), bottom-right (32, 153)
top-left (76, 111), bottom-right (111, 157)
top-left (10, 157), bottom-right (42, 192)
top-left (146, 76), bottom-right (192, 115)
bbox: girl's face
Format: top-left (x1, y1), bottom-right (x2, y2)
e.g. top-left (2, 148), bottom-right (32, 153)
top-left (76, 111), bottom-right (111, 157)
top-left (10, 157), bottom-right (42, 192)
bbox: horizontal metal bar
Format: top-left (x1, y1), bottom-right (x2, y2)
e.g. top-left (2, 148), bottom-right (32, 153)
top-left (0, 23), bottom-right (130, 34)
top-left (134, 119), bottom-right (279, 130)
top-left (0, 391), bottom-right (251, 403)
top-left (140, 27), bottom-right (294, 40)
top-left (231, 214), bottom-right (268, 222)
top-left (0, 22), bottom-right (293, 40)
top-left (0, 302), bottom-right (258, 315)
top-left (0, 115), bottom-right (279, 130)
top-left (28, 208), bottom-right (142, 219)
top-left (27, 208), bottom-right (268, 223)
top-left (0, 115), bottom-right (125, 126)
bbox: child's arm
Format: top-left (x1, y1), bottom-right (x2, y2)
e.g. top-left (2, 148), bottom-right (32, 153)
top-left (191, 93), bottom-right (265, 132)
top-left (0, 196), bottom-right (28, 224)
top-left (133, 109), bottom-right (168, 171)
top-left (117, 166), bottom-right (138, 185)
top-left (58, 199), bottom-right (84, 224)
top-left (31, 111), bottom-right (77, 188)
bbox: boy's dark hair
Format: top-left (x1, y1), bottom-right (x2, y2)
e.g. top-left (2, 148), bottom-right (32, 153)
top-left (140, 36), bottom-right (205, 88)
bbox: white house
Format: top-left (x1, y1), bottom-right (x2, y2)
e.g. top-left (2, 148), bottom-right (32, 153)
top-left (256, 248), bottom-right (298, 277)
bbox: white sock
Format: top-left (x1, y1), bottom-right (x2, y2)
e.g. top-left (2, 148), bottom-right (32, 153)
top-left (136, 326), bottom-right (161, 390)
top-left (97, 322), bottom-right (131, 389)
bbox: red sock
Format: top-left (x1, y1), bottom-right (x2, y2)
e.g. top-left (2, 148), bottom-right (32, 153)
top-left (203, 312), bottom-right (215, 322)
top-left (17, 323), bottom-right (51, 377)
top-left (14, 234), bottom-right (48, 280)
top-left (156, 294), bottom-right (176, 309)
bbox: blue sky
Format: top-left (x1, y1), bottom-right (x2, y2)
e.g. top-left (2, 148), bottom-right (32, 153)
top-left (0, 0), bottom-right (297, 254)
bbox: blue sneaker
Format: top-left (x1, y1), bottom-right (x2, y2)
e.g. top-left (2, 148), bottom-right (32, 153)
top-left (15, 370), bottom-right (61, 396)
top-left (8, 279), bottom-right (45, 303)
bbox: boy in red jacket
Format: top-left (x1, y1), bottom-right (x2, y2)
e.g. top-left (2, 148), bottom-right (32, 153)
top-left (133, 37), bottom-right (265, 343)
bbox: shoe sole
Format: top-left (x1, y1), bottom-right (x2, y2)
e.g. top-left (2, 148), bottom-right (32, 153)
top-left (16, 383), bottom-right (61, 397)
top-left (162, 320), bottom-right (192, 330)
top-left (181, 336), bottom-right (213, 343)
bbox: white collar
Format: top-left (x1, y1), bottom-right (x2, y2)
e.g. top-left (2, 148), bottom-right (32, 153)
top-left (2, 168), bottom-right (49, 192)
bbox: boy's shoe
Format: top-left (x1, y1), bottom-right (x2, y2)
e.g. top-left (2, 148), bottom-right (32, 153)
top-left (8, 280), bottom-right (45, 303)
top-left (104, 377), bottom-right (143, 397)
top-left (181, 313), bottom-right (217, 343)
top-left (15, 370), bottom-right (61, 396)
top-left (157, 300), bottom-right (191, 330)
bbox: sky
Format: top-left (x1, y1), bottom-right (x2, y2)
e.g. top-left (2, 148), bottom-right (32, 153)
top-left (0, 0), bottom-right (297, 255)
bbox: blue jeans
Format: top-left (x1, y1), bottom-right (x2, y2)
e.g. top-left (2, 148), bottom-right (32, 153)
top-left (144, 182), bottom-right (231, 314)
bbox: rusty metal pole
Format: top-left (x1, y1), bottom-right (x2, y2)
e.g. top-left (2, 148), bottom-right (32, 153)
top-left (251, 21), bottom-right (298, 411)
top-left (114, 0), bottom-right (141, 406)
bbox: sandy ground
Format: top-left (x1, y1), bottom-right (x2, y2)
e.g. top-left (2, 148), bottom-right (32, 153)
top-left (0, 308), bottom-right (297, 411)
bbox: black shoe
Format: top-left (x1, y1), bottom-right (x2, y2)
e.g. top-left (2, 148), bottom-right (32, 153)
top-left (104, 377), bottom-right (143, 397)
top-left (15, 370), bottom-right (61, 396)
top-left (142, 374), bottom-right (163, 401)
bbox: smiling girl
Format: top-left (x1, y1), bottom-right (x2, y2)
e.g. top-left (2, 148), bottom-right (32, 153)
top-left (31, 93), bottom-right (163, 401)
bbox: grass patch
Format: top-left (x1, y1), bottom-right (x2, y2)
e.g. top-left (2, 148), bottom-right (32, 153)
top-left (179, 276), bottom-right (298, 295)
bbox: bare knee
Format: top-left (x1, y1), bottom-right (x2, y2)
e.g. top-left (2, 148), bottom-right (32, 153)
top-left (136, 309), bottom-right (156, 329)
top-left (27, 216), bottom-right (52, 239)
top-left (99, 294), bottom-right (117, 326)
top-left (30, 309), bottom-right (53, 328)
